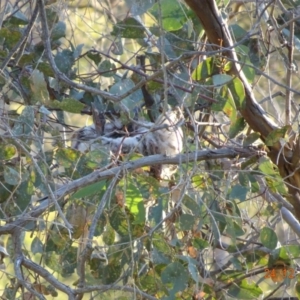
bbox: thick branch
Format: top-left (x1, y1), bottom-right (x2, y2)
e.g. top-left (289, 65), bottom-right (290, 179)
top-left (0, 147), bottom-right (263, 234)
top-left (184, 0), bottom-right (278, 141)
top-left (185, 0), bottom-right (300, 221)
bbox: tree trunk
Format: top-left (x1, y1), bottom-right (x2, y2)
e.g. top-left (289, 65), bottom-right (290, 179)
top-left (185, 0), bottom-right (300, 220)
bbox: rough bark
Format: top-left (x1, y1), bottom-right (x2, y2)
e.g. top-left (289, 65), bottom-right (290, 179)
top-left (185, 0), bottom-right (300, 220)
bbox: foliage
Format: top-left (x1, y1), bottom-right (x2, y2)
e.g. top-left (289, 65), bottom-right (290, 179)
top-left (0, 0), bottom-right (300, 299)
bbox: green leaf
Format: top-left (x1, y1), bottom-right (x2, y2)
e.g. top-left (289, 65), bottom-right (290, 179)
top-left (295, 281), bottom-right (300, 299)
top-left (110, 206), bottom-right (130, 237)
top-left (87, 51), bottom-right (102, 65)
top-left (228, 77), bottom-right (245, 110)
top-left (228, 117), bottom-right (246, 138)
top-left (51, 98), bottom-right (85, 113)
top-left (54, 49), bottom-right (75, 74)
top-left (111, 17), bottom-right (146, 38)
top-left (177, 214), bottom-right (196, 230)
top-left (18, 53), bottom-right (35, 66)
top-left (191, 57), bottom-right (215, 81)
top-left (230, 24), bottom-right (247, 41)
top-left (51, 21), bottom-right (66, 40)
top-left (31, 237), bottom-right (43, 254)
top-left (8, 10), bottom-right (28, 25)
top-left (161, 262), bottom-right (189, 294)
top-left (0, 28), bottom-right (21, 48)
top-left (192, 238), bottom-right (209, 250)
top-left (37, 62), bottom-right (55, 77)
top-left (231, 221), bottom-right (245, 237)
top-left (258, 157), bottom-right (278, 176)
top-left (177, 255), bottom-right (199, 283)
top-left (243, 132), bottom-right (261, 146)
top-left (121, 180), bottom-right (145, 224)
top-left (12, 106), bottom-right (35, 136)
top-left (260, 227), bottom-right (278, 250)
top-left (102, 224), bottom-right (115, 246)
top-left (229, 184), bottom-right (248, 201)
top-left (109, 78), bottom-right (143, 112)
top-left (0, 184), bottom-right (14, 204)
top-left (224, 216), bottom-right (236, 241)
top-left (222, 87), bottom-right (237, 122)
top-left (152, 247), bottom-right (171, 265)
top-left (98, 60), bottom-right (116, 77)
top-left (71, 181), bottom-right (106, 199)
top-left (276, 245), bottom-right (300, 261)
top-left (265, 125), bottom-right (291, 146)
top-left (182, 195), bottom-right (201, 215)
top-left (73, 44), bottom-right (84, 59)
top-left (0, 144), bottom-right (17, 160)
top-left (30, 70), bottom-right (50, 104)
top-left (4, 166), bottom-right (21, 185)
top-left (125, 0), bottom-right (155, 15)
top-left (212, 74), bottom-right (232, 86)
top-left (55, 148), bottom-right (81, 168)
top-left (150, 0), bottom-right (188, 31)
top-left (228, 279), bottom-right (263, 299)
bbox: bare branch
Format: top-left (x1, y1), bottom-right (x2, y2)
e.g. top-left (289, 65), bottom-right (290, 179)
top-left (0, 147), bottom-right (264, 234)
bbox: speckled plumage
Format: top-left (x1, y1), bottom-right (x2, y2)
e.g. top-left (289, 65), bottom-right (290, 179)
top-left (72, 109), bottom-right (183, 179)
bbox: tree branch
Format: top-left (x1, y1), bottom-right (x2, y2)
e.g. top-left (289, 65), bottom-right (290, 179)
top-left (0, 147), bottom-right (264, 234)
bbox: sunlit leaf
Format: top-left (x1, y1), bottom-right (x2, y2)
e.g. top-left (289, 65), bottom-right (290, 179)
top-left (120, 179), bottom-right (145, 224)
top-left (222, 87), bottom-right (237, 121)
top-left (265, 125), bottom-right (291, 146)
top-left (228, 279), bottom-right (263, 299)
top-left (228, 77), bottom-right (245, 110)
top-left (150, 0), bottom-right (188, 31)
top-left (0, 144), bottom-right (17, 160)
top-left (192, 57), bottom-right (216, 81)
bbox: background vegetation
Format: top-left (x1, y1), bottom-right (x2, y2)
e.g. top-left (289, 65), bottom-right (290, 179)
top-left (1, 0), bottom-right (300, 299)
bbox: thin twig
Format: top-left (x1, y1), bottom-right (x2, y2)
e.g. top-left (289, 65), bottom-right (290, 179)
top-left (285, 12), bottom-right (295, 125)
top-left (0, 2), bottom-right (39, 71)
top-left (76, 172), bottom-right (121, 290)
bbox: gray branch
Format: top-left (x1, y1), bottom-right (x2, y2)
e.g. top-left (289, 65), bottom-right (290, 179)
top-left (0, 147), bottom-right (264, 234)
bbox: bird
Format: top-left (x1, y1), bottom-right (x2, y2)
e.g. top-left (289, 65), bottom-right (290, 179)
top-left (72, 107), bottom-right (184, 179)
